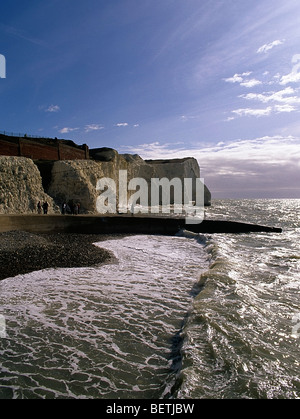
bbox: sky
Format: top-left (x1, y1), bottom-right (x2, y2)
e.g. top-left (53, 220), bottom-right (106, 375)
top-left (1, 0), bottom-right (300, 199)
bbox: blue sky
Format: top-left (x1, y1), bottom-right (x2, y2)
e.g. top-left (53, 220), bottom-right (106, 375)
top-left (1, 0), bottom-right (300, 198)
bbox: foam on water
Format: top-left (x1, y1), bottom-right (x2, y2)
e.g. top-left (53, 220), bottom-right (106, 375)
top-left (0, 234), bottom-right (209, 399)
top-left (1, 199), bottom-right (299, 399)
top-left (176, 199), bottom-right (300, 399)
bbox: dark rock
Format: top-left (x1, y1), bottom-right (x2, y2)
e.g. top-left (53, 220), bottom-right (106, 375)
top-left (89, 148), bottom-right (118, 162)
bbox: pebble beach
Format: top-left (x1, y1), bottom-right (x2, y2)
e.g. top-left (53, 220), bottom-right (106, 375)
top-left (0, 231), bottom-right (116, 281)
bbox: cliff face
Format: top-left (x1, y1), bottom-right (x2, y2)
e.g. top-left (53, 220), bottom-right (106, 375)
top-left (0, 150), bottom-right (211, 215)
top-left (48, 151), bottom-right (211, 213)
top-left (47, 156), bottom-right (128, 213)
top-left (47, 154), bottom-right (146, 213)
top-left (145, 158), bottom-right (211, 207)
top-left (0, 156), bottom-right (59, 214)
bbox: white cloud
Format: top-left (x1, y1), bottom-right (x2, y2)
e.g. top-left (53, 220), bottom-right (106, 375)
top-left (279, 54), bottom-right (300, 85)
top-left (180, 115), bottom-right (200, 122)
top-left (232, 107), bottom-right (273, 118)
top-left (274, 104), bottom-right (296, 113)
top-left (59, 127), bottom-right (79, 134)
top-left (224, 72), bottom-right (262, 89)
top-left (231, 86), bottom-right (300, 118)
top-left (46, 105), bottom-right (60, 113)
top-left (240, 87), bottom-right (300, 105)
top-left (223, 72), bottom-right (252, 84)
top-left (280, 72), bottom-right (300, 85)
top-left (115, 122), bottom-right (129, 127)
top-left (224, 74), bottom-right (244, 84)
top-left (85, 124), bottom-right (104, 132)
top-left (257, 40), bottom-right (284, 54)
top-left (224, 54), bottom-right (300, 121)
top-left (240, 79), bottom-right (262, 88)
top-left (230, 101), bottom-right (299, 119)
top-left (224, 59), bottom-right (300, 119)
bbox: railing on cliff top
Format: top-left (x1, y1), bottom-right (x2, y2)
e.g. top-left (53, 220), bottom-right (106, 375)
top-left (0, 130), bottom-right (53, 140)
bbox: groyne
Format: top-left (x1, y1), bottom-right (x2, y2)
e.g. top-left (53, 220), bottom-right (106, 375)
top-left (0, 215), bottom-right (282, 235)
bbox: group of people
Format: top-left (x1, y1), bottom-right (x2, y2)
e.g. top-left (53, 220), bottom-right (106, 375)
top-left (37, 201), bottom-right (81, 215)
top-left (37, 201), bottom-right (49, 215)
top-left (61, 202), bottom-right (81, 215)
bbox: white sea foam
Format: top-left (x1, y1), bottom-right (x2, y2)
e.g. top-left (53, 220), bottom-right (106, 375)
top-left (0, 234), bottom-right (208, 399)
top-left (176, 199), bottom-right (300, 399)
top-left (1, 199), bottom-right (299, 399)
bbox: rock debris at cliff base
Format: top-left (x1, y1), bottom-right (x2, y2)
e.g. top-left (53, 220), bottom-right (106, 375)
top-left (0, 231), bottom-right (117, 281)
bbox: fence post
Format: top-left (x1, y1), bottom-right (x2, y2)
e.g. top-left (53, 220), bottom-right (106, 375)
top-left (18, 138), bottom-right (23, 157)
top-left (84, 144), bottom-right (89, 159)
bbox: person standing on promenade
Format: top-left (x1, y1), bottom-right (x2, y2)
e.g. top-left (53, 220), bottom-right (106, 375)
top-left (37, 201), bottom-right (42, 214)
top-left (42, 201), bottom-right (49, 215)
top-left (62, 202), bottom-right (67, 215)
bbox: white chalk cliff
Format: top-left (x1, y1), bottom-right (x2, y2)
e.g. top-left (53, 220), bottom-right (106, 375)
top-left (0, 156), bottom-right (59, 214)
top-left (0, 150), bottom-right (211, 214)
top-left (48, 150), bottom-right (211, 212)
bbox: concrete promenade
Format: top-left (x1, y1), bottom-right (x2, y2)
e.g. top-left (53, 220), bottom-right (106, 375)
top-left (0, 214), bottom-right (282, 235)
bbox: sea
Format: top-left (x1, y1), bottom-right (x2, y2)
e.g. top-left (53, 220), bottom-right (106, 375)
top-left (0, 199), bottom-right (299, 399)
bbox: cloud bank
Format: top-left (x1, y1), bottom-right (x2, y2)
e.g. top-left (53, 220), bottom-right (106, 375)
top-left (121, 136), bottom-right (300, 198)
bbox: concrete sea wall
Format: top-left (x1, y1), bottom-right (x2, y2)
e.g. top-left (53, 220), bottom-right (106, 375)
top-left (0, 215), bottom-right (282, 235)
